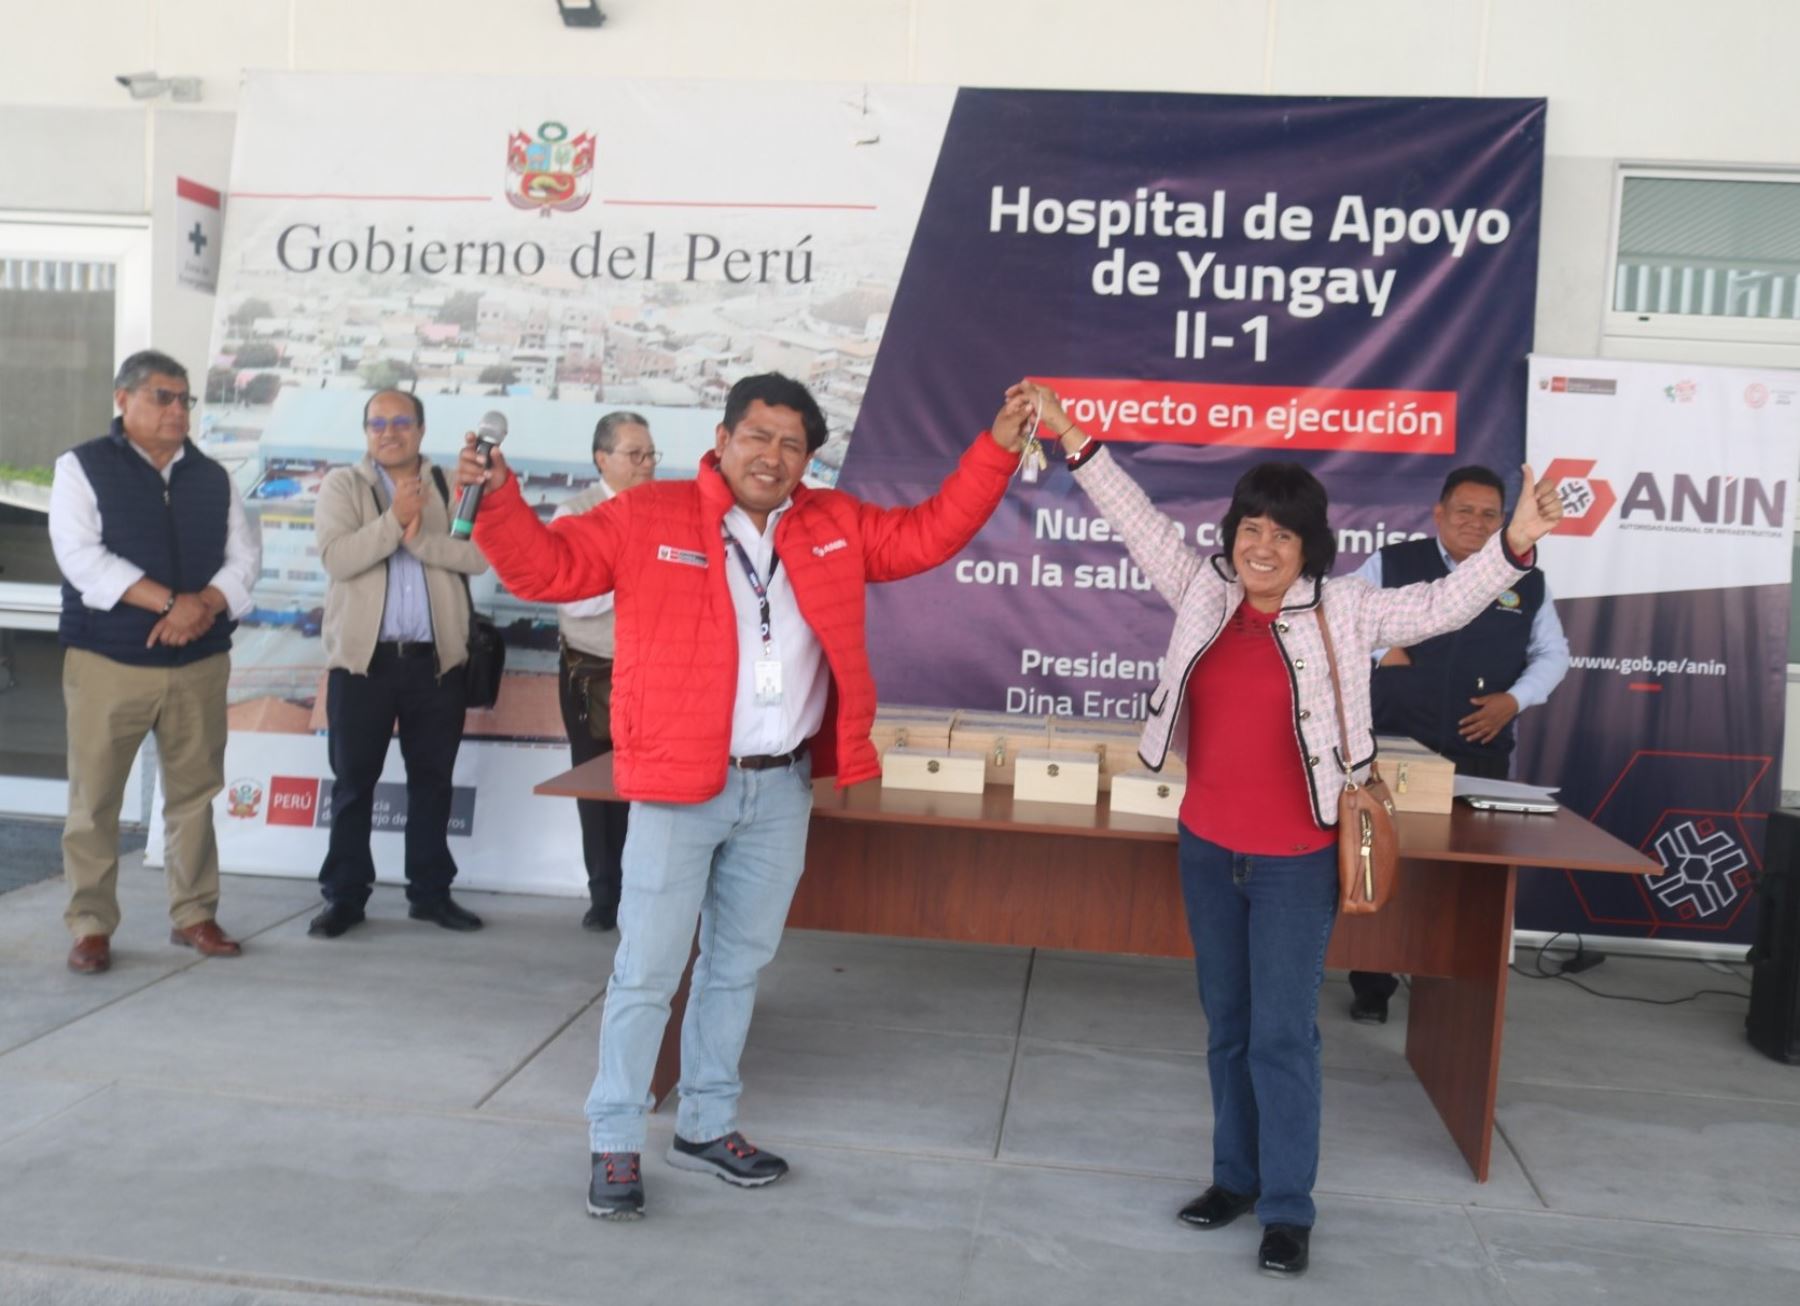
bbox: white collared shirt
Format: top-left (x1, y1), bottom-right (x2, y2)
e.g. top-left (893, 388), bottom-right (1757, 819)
top-left (722, 501), bottom-right (829, 757)
top-left (49, 441), bottom-right (261, 617)
top-left (372, 464), bottom-right (434, 643)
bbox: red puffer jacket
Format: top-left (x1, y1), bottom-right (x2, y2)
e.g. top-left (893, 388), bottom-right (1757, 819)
top-left (474, 432), bottom-right (1016, 803)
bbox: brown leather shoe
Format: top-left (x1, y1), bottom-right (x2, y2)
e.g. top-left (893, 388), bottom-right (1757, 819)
top-left (67, 934), bottom-right (111, 974)
top-left (170, 919), bottom-right (242, 957)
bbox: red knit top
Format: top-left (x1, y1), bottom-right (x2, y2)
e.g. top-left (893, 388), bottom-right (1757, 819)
top-left (1179, 600), bottom-right (1335, 855)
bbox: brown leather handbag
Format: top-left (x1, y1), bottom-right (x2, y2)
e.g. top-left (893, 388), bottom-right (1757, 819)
top-left (1313, 609), bottom-right (1399, 914)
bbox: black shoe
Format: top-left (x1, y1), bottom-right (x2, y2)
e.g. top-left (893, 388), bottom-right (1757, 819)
top-left (407, 896), bottom-right (484, 932)
top-left (1177, 1185), bottom-right (1257, 1229)
top-left (1258, 1224), bottom-right (1311, 1278)
top-left (582, 903), bottom-right (617, 932)
top-left (1349, 992), bottom-right (1389, 1025)
top-left (308, 902), bottom-right (366, 938)
top-left (587, 1151), bottom-right (644, 1220)
top-left (667, 1131), bottom-right (788, 1187)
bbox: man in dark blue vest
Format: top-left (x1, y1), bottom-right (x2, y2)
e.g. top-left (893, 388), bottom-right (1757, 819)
top-left (49, 350), bottom-right (262, 974)
top-left (1349, 465), bottom-right (1570, 1023)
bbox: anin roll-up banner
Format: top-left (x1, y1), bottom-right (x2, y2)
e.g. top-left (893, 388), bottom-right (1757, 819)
top-left (153, 74), bottom-right (1543, 892)
top-left (1517, 356), bottom-right (1800, 945)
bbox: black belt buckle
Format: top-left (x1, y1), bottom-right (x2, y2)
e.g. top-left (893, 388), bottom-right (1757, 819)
top-left (730, 744), bottom-right (806, 771)
top-left (377, 640), bottom-right (434, 659)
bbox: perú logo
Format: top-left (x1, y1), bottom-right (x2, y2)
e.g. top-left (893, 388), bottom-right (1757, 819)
top-left (1649, 819), bottom-right (1752, 920)
top-left (1539, 458), bottom-right (1615, 537)
top-left (267, 776), bottom-right (321, 827)
top-left (1663, 380), bottom-right (1698, 404)
top-left (225, 779), bottom-right (264, 820)
top-left (506, 121), bottom-right (595, 216)
top-left (1746, 383), bottom-right (1769, 410)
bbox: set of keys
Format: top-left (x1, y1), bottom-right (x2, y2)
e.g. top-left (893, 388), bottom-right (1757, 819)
top-left (1017, 392), bottom-right (1049, 483)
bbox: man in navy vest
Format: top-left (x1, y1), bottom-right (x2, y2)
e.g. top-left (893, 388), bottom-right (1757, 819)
top-left (49, 350), bottom-right (261, 974)
top-left (1350, 465), bottom-right (1570, 1023)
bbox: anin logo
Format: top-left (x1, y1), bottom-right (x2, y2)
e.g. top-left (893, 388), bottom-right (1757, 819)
top-left (1663, 380), bottom-right (1698, 404)
top-left (1542, 459), bottom-right (1787, 537)
top-left (267, 776), bottom-right (321, 827)
top-left (1541, 458), bottom-right (1614, 537)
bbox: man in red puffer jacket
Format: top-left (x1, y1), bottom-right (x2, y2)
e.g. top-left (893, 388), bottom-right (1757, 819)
top-left (462, 373), bottom-right (1030, 1221)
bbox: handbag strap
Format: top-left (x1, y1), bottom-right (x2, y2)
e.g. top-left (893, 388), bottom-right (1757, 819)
top-left (1311, 606), bottom-right (1356, 780)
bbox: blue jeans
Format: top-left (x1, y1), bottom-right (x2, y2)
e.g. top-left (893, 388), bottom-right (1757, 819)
top-left (1179, 829), bottom-right (1338, 1228)
top-left (586, 756), bottom-right (814, 1153)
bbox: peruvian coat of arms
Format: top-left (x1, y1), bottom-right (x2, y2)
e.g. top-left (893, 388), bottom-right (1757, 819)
top-left (225, 780), bottom-right (263, 820)
top-left (507, 121), bottom-right (595, 215)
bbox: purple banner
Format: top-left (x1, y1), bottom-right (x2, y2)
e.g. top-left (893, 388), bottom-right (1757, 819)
top-left (1514, 586), bottom-right (1786, 945)
top-left (840, 91), bottom-right (1546, 716)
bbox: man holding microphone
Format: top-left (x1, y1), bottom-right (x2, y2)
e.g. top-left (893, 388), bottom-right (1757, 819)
top-left (457, 373), bottom-right (1029, 1220)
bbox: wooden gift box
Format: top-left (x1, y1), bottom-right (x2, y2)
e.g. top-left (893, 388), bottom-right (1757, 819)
top-left (1013, 749), bottom-right (1101, 806)
top-left (870, 706), bottom-right (955, 762)
top-left (946, 710), bottom-right (1058, 786)
top-left (1374, 735), bottom-right (1456, 814)
top-left (1110, 770), bottom-right (1185, 819)
top-left (880, 746), bottom-right (987, 794)
top-left (1046, 717), bottom-right (1185, 792)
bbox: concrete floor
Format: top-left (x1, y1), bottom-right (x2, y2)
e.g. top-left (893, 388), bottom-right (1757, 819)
top-left (1, 857), bottom-right (1797, 1305)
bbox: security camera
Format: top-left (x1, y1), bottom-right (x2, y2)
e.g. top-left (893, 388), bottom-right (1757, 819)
top-left (115, 71), bottom-right (162, 98)
top-left (114, 71), bottom-right (202, 102)
top-left (556, 1), bottom-right (606, 27)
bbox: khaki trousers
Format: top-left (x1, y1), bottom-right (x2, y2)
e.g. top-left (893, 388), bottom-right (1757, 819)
top-left (61, 647), bottom-right (230, 938)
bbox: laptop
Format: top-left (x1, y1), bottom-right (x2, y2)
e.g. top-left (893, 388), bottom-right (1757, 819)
top-left (1460, 793), bottom-right (1559, 815)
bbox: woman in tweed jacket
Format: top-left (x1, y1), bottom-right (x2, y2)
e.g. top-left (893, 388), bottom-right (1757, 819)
top-left (1016, 382), bottom-right (1562, 1278)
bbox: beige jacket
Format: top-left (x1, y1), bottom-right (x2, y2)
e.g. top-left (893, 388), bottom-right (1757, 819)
top-left (314, 456), bottom-right (489, 676)
top-left (552, 480), bottom-right (617, 658)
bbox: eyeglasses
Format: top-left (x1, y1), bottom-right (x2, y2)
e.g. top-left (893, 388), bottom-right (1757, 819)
top-left (365, 416), bottom-right (417, 434)
top-left (139, 387), bottom-right (197, 411)
top-left (611, 449), bottom-right (662, 467)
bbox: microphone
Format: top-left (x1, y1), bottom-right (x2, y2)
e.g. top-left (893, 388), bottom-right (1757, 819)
top-left (450, 410), bottom-right (508, 538)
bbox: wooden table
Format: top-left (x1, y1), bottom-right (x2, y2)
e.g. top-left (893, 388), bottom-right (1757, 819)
top-left (537, 756), bottom-right (1655, 1181)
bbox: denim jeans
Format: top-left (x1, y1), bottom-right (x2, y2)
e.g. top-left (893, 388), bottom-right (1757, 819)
top-left (586, 756), bottom-right (814, 1153)
top-left (1179, 829), bottom-right (1338, 1228)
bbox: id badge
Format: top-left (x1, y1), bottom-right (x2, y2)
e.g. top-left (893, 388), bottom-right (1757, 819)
top-left (753, 657), bottom-right (784, 706)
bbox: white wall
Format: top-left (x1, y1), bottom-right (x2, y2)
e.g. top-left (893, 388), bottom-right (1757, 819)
top-left (3, 0), bottom-right (1797, 369)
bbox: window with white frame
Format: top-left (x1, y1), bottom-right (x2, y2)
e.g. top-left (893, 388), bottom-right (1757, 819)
top-left (0, 215), bottom-right (149, 809)
top-left (1607, 167), bottom-right (1800, 345)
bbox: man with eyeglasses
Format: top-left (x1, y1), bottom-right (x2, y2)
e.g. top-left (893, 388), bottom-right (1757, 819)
top-left (49, 349), bottom-right (261, 974)
top-left (554, 411), bottom-right (659, 932)
top-left (1348, 464), bottom-right (1570, 1022)
top-left (306, 389), bottom-right (490, 939)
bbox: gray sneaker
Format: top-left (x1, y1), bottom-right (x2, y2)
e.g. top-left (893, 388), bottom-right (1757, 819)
top-left (667, 1131), bottom-right (788, 1187)
top-left (587, 1151), bottom-right (644, 1220)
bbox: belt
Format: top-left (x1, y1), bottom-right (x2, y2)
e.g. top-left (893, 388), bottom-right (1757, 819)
top-left (374, 640), bottom-right (436, 659)
top-left (729, 743), bottom-right (808, 771)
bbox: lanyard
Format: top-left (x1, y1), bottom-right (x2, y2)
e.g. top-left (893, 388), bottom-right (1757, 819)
top-left (723, 526), bottom-right (781, 657)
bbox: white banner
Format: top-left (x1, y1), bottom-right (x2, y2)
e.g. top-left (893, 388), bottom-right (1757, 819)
top-left (194, 71), bottom-right (957, 880)
top-left (149, 734), bottom-right (588, 897)
top-left (1527, 355), bottom-right (1800, 600)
